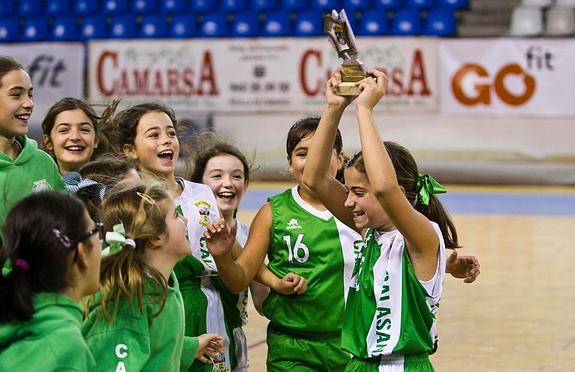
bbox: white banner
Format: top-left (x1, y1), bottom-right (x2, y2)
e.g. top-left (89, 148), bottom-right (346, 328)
top-left (440, 39), bottom-right (575, 116)
top-left (0, 43), bottom-right (85, 127)
top-left (88, 38), bottom-right (438, 113)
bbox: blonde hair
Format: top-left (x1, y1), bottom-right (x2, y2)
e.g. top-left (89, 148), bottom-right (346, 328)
top-left (95, 182), bottom-right (171, 322)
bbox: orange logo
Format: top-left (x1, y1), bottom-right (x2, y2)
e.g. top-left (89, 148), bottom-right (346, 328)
top-left (452, 63), bottom-right (536, 106)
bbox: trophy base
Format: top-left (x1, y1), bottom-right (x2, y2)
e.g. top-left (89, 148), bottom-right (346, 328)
top-left (336, 82), bottom-right (361, 96)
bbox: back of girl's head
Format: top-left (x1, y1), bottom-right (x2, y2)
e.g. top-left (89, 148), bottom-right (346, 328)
top-left (41, 97), bottom-right (100, 136)
top-left (188, 132), bottom-right (252, 185)
top-left (286, 117), bottom-right (343, 159)
top-left (347, 141), bottom-right (459, 249)
top-left (0, 191), bottom-right (89, 321)
top-left (0, 56), bottom-right (25, 86)
top-left (96, 182), bottom-right (170, 321)
top-left (80, 156), bottom-right (136, 191)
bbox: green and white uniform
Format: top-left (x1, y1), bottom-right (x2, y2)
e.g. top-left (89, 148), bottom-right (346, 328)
top-left (174, 178), bottom-right (232, 371)
top-left (0, 293), bottom-right (95, 371)
top-left (264, 187), bottom-right (362, 371)
top-left (82, 273), bottom-right (198, 371)
top-left (342, 223), bottom-right (446, 372)
top-left (0, 136), bottom-right (64, 228)
top-left (213, 220), bottom-right (250, 371)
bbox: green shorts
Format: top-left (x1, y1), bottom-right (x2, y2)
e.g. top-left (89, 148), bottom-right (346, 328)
top-left (344, 353), bottom-right (433, 372)
top-left (266, 324), bottom-right (351, 372)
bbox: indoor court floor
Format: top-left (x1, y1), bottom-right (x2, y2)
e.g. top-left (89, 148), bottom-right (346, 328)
top-left (236, 183), bottom-right (575, 371)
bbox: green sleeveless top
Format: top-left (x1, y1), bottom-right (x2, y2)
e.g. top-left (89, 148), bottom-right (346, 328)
top-left (264, 187), bottom-right (361, 335)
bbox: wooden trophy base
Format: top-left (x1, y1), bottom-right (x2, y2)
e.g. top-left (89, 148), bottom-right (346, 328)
top-left (336, 82), bottom-right (362, 96)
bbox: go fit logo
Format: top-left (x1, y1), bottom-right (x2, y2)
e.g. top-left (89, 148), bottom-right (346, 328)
top-left (451, 63), bottom-right (536, 106)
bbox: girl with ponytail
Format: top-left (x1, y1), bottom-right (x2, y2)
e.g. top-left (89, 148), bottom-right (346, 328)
top-left (0, 191), bottom-right (101, 371)
top-left (81, 182), bottom-right (224, 370)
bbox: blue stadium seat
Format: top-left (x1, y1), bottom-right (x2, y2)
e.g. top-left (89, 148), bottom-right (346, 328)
top-left (0, 1), bottom-right (15, 17)
top-left (424, 8), bottom-right (455, 36)
top-left (133, 0), bottom-right (159, 14)
top-left (75, 0), bottom-right (101, 15)
top-left (252, 0), bottom-right (281, 11)
top-left (191, 0), bottom-right (218, 12)
top-left (0, 18), bottom-right (19, 42)
top-left (231, 12), bottom-right (259, 36)
top-left (359, 11), bottom-right (388, 35)
top-left (252, 0), bottom-right (280, 12)
top-left (104, 0), bottom-right (129, 14)
top-left (222, 0), bottom-right (248, 12)
top-left (407, 0), bottom-right (435, 9)
top-left (437, 0), bottom-right (468, 9)
top-left (312, 0), bottom-right (342, 11)
top-left (47, 0), bottom-right (73, 15)
top-left (294, 10), bottom-right (323, 36)
top-left (282, 0), bottom-right (307, 11)
top-left (19, 0), bottom-right (43, 16)
top-left (391, 9), bottom-right (421, 35)
top-left (162, 0), bottom-right (190, 13)
top-left (262, 12), bottom-right (291, 36)
top-left (140, 15), bottom-right (168, 37)
top-left (374, 0), bottom-right (403, 9)
top-left (81, 16), bottom-right (108, 39)
top-left (21, 18), bottom-right (48, 41)
top-left (110, 15), bottom-right (137, 38)
top-left (200, 13), bottom-right (229, 37)
top-left (52, 16), bottom-right (79, 40)
top-left (171, 13), bottom-right (197, 37)
top-left (344, 0), bottom-right (373, 11)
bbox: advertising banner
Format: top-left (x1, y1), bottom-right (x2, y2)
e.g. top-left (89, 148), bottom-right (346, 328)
top-left (0, 43), bottom-right (85, 126)
top-left (88, 38), bottom-right (438, 113)
top-left (440, 39), bottom-right (575, 116)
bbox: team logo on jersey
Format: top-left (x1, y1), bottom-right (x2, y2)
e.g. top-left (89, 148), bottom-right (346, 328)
top-left (286, 218), bottom-right (302, 230)
top-left (194, 200), bottom-right (211, 226)
top-left (32, 179), bottom-right (52, 192)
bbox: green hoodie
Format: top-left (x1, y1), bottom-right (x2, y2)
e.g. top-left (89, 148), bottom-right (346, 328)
top-left (82, 272), bottom-right (199, 371)
top-left (0, 293), bottom-right (96, 371)
top-left (0, 135), bottom-right (64, 227)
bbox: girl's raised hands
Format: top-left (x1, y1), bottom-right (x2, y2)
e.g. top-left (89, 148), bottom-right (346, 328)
top-left (326, 69), bottom-right (356, 109)
top-left (204, 219), bottom-right (237, 258)
top-left (355, 69), bottom-right (389, 111)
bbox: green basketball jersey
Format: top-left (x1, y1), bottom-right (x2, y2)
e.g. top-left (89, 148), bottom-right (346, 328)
top-left (341, 223), bottom-right (446, 359)
top-left (264, 187), bottom-right (361, 334)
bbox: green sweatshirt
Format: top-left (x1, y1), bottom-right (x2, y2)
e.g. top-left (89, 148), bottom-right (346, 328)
top-left (0, 136), bottom-right (64, 227)
top-left (82, 272), bottom-right (199, 371)
top-left (0, 293), bottom-right (96, 371)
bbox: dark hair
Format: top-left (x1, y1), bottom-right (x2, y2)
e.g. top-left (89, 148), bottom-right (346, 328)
top-left (286, 116), bottom-right (343, 159)
top-left (0, 56), bottom-right (26, 88)
top-left (346, 141), bottom-right (459, 249)
top-left (73, 157), bottom-right (138, 221)
top-left (79, 157), bottom-right (137, 191)
top-left (41, 97), bottom-right (100, 136)
top-left (0, 191), bottom-right (91, 321)
top-left (188, 132), bottom-right (252, 186)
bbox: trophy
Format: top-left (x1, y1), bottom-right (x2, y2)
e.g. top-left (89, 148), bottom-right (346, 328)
top-left (324, 9), bottom-right (366, 96)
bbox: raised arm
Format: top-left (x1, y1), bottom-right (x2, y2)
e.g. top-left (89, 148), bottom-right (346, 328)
top-left (355, 69), bottom-right (439, 280)
top-left (302, 70), bottom-right (356, 230)
top-left (205, 204), bottom-right (272, 293)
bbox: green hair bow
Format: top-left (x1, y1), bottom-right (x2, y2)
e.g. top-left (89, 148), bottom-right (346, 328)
top-left (101, 223), bottom-right (136, 257)
top-left (416, 173), bottom-right (447, 206)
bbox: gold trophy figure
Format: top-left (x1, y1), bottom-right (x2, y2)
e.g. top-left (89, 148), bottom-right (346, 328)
top-left (324, 9), bottom-right (367, 96)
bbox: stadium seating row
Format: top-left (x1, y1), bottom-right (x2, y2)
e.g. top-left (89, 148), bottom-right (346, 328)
top-left (510, 4), bottom-right (575, 36)
top-left (0, 0), bottom-right (469, 16)
top-left (0, 8), bottom-right (459, 41)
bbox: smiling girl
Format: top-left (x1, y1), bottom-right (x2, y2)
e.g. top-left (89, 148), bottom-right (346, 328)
top-left (42, 97), bottom-right (100, 175)
top-left (0, 56), bottom-right (63, 227)
top-left (98, 102), bottom-right (303, 371)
